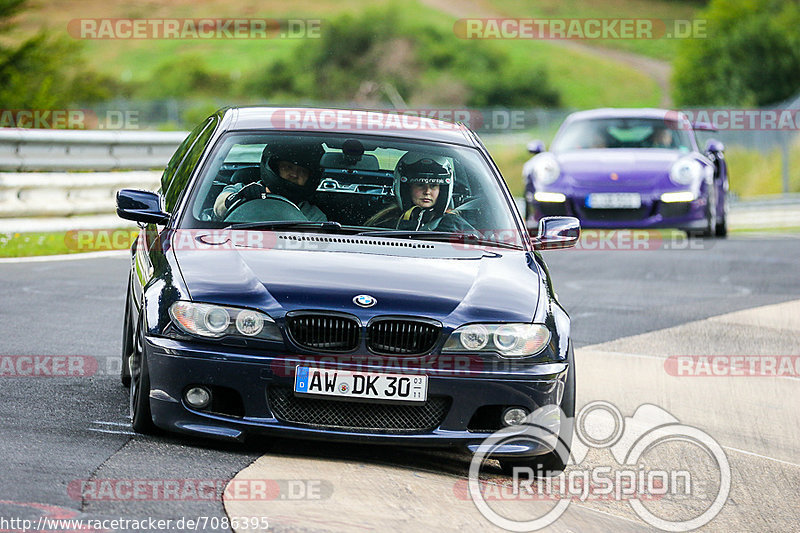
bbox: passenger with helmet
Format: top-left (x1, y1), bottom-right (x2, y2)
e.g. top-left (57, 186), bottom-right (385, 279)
top-left (365, 152), bottom-right (473, 232)
top-left (213, 143), bottom-right (327, 221)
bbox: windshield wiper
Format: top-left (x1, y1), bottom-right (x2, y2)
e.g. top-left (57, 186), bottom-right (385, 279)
top-left (224, 221), bottom-right (359, 232)
top-left (356, 230), bottom-right (523, 250)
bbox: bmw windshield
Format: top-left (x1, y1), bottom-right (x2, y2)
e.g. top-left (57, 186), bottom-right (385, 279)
top-left (178, 132), bottom-right (524, 248)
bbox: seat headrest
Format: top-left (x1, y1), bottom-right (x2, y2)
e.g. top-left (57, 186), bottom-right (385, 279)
top-left (320, 152), bottom-right (380, 171)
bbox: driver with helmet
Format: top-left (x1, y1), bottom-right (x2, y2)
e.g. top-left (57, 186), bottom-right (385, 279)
top-left (366, 152), bottom-right (473, 232)
top-left (214, 144), bottom-right (327, 221)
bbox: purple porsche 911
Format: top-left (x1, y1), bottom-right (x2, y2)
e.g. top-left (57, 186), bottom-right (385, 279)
top-left (523, 108), bottom-right (728, 237)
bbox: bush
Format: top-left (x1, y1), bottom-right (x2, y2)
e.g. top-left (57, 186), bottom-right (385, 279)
top-left (673, 0), bottom-right (800, 106)
top-left (0, 0), bottom-right (119, 110)
top-left (241, 3), bottom-right (560, 108)
top-left (138, 55), bottom-right (232, 100)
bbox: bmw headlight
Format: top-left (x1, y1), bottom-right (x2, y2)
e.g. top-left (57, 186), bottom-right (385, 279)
top-left (669, 157), bottom-right (702, 185)
top-left (532, 154), bottom-right (561, 185)
top-left (169, 301), bottom-right (282, 341)
top-left (442, 323), bottom-right (551, 358)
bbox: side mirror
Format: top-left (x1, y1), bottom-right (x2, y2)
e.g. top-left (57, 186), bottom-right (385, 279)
top-left (116, 189), bottom-right (170, 225)
top-left (531, 216), bottom-right (580, 250)
top-left (527, 140), bottom-right (545, 155)
top-left (704, 139), bottom-right (724, 154)
top-left (692, 122), bottom-right (713, 131)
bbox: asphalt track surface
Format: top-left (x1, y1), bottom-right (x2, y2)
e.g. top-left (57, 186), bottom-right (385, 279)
top-left (0, 235), bottom-right (798, 532)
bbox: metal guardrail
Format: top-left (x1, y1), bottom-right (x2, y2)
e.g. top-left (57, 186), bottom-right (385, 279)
top-left (0, 128), bottom-right (185, 219)
top-left (0, 171), bottom-right (161, 218)
top-left (0, 128), bottom-right (187, 171)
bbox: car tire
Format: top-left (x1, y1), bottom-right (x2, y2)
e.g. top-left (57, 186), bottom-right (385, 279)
top-left (687, 191), bottom-right (716, 239)
top-left (715, 200), bottom-right (728, 238)
top-left (499, 346), bottom-right (576, 477)
top-left (130, 314), bottom-right (157, 434)
top-left (701, 190), bottom-right (717, 238)
top-left (121, 278), bottom-right (133, 388)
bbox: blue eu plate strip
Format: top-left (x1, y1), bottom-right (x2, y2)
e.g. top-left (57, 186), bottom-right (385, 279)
top-left (295, 366), bottom-right (309, 392)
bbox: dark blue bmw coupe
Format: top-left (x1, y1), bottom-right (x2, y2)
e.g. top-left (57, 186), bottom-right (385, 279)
top-left (116, 107), bottom-right (579, 472)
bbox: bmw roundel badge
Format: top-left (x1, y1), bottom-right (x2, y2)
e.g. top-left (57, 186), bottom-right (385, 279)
top-left (353, 294), bottom-right (377, 308)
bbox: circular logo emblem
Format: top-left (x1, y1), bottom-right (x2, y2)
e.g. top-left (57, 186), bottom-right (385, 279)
top-left (339, 383), bottom-right (349, 393)
top-left (353, 294), bottom-right (376, 308)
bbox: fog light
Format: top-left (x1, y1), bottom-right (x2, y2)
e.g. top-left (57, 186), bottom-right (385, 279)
top-left (661, 191), bottom-right (696, 203)
top-left (185, 386), bottom-right (211, 409)
top-left (533, 191), bottom-right (566, 203)
top-left (502, 407), bottom-right (529, 426)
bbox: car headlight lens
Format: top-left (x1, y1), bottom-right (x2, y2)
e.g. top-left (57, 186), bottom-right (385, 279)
top-left (204, 307), bottom-right (229, 334)
top-left (169, 301), bottom-right (281, 341)
top-left (459, 324), bottom-right (489, 350)
top-left (669, 158), bottom-right (702, 185)
top-left (532, 154), bottom-right (561, 185)
top-left (235, 309), bottom-right (265, 336)
top-left (442, 323), bottom-right (551, 358)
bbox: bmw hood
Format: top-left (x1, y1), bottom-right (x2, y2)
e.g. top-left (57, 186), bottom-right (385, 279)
top-left (171, 232), bottom-right (541, 324)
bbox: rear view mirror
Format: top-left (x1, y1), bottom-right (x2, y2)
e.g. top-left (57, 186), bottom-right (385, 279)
top-left (116, 189), bottom-right (170, 225)
top-left (532, 216), bottom-right (580, 250)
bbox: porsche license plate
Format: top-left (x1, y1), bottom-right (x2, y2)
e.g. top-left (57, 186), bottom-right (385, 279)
top-left (294, 366), bottom-right (428, 403)
top-left (586, 193), bottom-right (642, 209)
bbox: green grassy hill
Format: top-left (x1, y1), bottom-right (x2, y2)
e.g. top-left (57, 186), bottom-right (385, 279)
top-left (482, 0), bottom-right (702, 60)
top-left (13, 0), bottom-right (666, 109)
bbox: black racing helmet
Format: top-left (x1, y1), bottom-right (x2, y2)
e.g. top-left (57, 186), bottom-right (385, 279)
top-left (260, 143), bottom-right (325, 204)
top-left (393, 152), bottom-right (454, 216)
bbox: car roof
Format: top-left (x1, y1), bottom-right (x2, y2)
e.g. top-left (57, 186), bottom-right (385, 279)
top-left (223, 107), bottom-right (478, 147)
top-left (563, 108), bottom-right (686, 122)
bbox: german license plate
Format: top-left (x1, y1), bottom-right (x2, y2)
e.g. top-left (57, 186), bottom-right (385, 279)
top-left (586, 193), bottom-right (642, 209)
top-left (294, 366), bottom-right (428, 403)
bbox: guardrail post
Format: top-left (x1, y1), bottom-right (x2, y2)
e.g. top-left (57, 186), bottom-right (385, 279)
top-left (781, 135), bottom-right (791, 194)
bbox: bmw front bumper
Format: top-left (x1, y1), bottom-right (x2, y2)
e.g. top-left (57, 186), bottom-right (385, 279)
top-left (143, 336), bottom-right (570, 458)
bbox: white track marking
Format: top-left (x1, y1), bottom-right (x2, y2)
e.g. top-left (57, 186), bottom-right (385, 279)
top-left (723, 446), bottom-right (800, 469)
top-left (0, 250), bottom-right (127, 264)
top-left (88, 427), bottom-right (135, 436)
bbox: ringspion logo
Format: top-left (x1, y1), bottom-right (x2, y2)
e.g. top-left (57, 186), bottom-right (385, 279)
top-left (468, 401), bottom-right (730, 531)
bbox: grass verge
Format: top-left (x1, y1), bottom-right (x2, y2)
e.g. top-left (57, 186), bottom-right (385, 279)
top-left (0, 228), bottom-right (136, 258)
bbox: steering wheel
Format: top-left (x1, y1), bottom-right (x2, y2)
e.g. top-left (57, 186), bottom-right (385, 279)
top-left (223, 194), bottom-right (308, 223)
